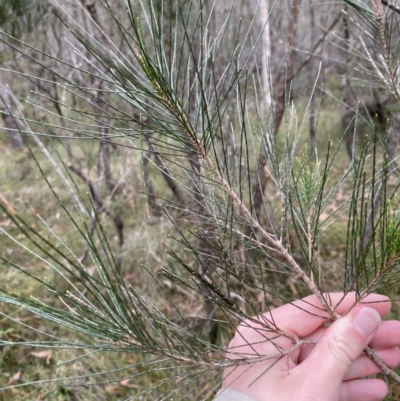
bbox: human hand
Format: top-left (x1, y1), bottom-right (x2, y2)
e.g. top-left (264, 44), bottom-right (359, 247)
top-left (221, 293), bottom-right (400, 401)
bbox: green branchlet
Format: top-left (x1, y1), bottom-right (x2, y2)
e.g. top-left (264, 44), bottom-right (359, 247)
top-left (296, 158), bottom-right (322, 215)
top-left (385, 197), bottom-right (400, 263)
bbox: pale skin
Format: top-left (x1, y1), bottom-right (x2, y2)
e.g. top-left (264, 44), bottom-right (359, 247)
top-left (222, 293), bottom-right (400, 401)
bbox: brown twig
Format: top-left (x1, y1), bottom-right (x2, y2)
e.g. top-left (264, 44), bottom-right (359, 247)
top-left (200, 150), bottom-right (335, 318)
top-left (117, 332), bottom-right (314, 368)
top-left (0, 193), bottom-right (16, 216)
top-left (382, 0), bottom-right (400, 14)
top-left (374, 0), bottom-right (400, 101)
top-left (365, 346), bottom-right (400, 381)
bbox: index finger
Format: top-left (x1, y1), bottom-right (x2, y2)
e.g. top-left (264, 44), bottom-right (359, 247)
top-left (258, 292), bottom-right (391, 339)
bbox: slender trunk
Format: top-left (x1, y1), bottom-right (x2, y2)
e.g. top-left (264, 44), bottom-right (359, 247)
top-left (80, 0), bottom-right (116, 193)
top-left (69, 164), bottom-right (124, 271)
top-left (100, 136), bottom-right (115, 193)
top-left (273, 0), bottom-right (303, 132)
top-left (309, 0), bottom-right (317, 158)
top-left (143, 147), bottom-right (159, 215)
top-left (260, 0), bottom-right (272, 110)
top-left (149, 141), bottom-right (187, 207)
top-left (2, 111), bottom-right (23, 150)
top-left (0, 84), bottom-right (23, 150)
top-left (253, 0), bottom-right (302, 221)
top-left (342, 7), bottom-right (354, 160)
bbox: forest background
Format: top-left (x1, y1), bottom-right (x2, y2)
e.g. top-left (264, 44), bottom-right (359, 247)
top-left (1, 0), bottom-right (400, 400)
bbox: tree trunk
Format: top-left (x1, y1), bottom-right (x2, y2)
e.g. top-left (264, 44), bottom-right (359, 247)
top-left (309, 0), bottom-right (317, 158)
top-left (0, 84), bottom-right (23, 150)
top-left (342, 7), bottom-right (355, 160)
top-left (260, 0), bottom-right (272, 111)
top-left (253, 0), bottom-right (303, 221)
top-left (273, 0), bottom-right (303, 132)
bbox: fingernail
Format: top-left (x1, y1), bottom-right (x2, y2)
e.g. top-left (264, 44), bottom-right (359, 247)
top-left (353, 308), bottom-right (381, 337)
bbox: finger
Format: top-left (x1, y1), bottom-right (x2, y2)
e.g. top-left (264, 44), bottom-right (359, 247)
top-left (299, 321), bottom-right (400, 362)
top-left (303, 321), bottom-right (400, 348)
top-left (299, 308), bottom-right (381, 391)
top-left (339, 379), bottom-right (388, 401)
top-left (343, 347), bottom-right (400, 380)
top-left (299, 346), bottom-right (400, 379)
top-left (258, 292), bottom-right (390, 339)
top-left (229, 293), bottom-right (391, 365)
top-left (370, 320), bottom-right (400, 348)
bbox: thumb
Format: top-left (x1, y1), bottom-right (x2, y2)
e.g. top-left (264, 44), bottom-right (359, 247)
top-left (301, 308), bottom-right (381, 387)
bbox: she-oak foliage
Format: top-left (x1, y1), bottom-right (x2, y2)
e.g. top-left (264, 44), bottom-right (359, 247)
top-left (0, 0), bottom-right (400, 399)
